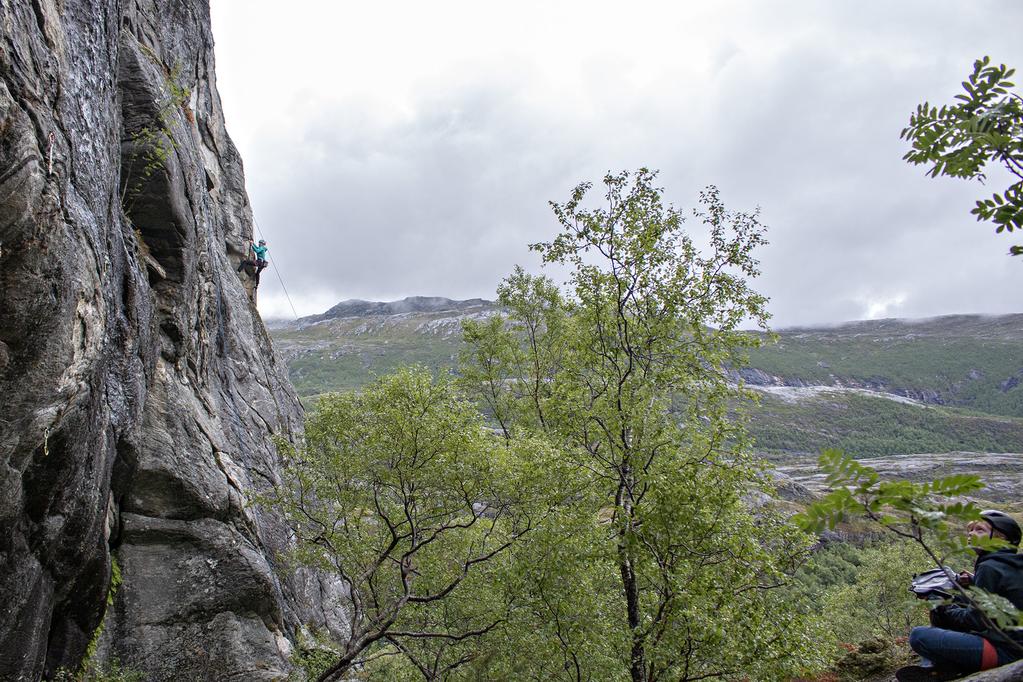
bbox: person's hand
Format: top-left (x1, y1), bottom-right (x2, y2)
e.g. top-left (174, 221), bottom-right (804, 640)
top-left (957, 571), bottom-right (973, 587)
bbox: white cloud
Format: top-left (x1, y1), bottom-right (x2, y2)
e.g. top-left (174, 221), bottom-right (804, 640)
top-left (209, 0), bottom-right (1023, 327)
top-left (257, 286), bottom-right (342, 320)
top-left (855, 291), bottom-right (908, 320)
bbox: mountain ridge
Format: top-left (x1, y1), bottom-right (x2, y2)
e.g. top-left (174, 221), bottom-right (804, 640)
top-left (269, 300), bottom-right (1023, 459)
top-left (775, 312), bottom-right (1023, 339)
top-left (273, 297), bottom-right (1023, 337)
top-left (299, 296), bottom-right (493, 324)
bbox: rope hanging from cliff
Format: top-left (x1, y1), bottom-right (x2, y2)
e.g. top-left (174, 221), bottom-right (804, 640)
top-left (252, 216), bottom-right (299, 320)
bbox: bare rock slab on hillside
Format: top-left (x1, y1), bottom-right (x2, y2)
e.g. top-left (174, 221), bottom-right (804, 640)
top-left (778, 452), bottom-right (1023, 503)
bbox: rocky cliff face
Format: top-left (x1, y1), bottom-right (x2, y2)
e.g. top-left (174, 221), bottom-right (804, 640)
top-left (0, 1), bottom-right (335, 679)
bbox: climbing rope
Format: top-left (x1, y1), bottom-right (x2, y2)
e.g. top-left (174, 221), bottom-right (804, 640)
top-left (245, 217), bottom-right (300, 444)
top-left (47, 132), bottom-right (55, 176)
top-left (251, 216), bottom-right (299, 320)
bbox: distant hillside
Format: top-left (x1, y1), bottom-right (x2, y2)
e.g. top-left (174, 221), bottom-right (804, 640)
top-left (747, 313), bottom-right (1023, 418)
top-left (750, 389), bottom-right (1023, 458)
top-left (269, 300), bottom-right (1023, 458)
top-left (281, 296), bottom-right (495, 326)
top-left (270, 297), bottom-right (496, 395)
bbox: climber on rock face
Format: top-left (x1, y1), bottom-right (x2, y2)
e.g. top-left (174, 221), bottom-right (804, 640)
top-left (896, 510), bottom-right (1023, 681)
top-left (237, 238), bottom-right (269, 288)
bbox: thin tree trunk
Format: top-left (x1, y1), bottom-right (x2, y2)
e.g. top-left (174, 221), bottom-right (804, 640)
top-left (617, 469), bottom-right (646, 682)
top-left (620, 541), bottom-right (646, 682)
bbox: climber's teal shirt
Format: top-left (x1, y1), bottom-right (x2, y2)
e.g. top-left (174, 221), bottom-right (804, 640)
top-left (252, 244), bottom-right (268, 261)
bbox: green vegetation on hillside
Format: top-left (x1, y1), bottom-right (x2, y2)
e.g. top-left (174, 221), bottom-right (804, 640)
top-left (273, 316), bottom-right (466, 396)
top-left (789, 539), bottom-right (932, 640)
top-left (276, 313), bottom-right (1023, 418)
top-left (273, 319), bottom-right (1023, 457)
top-left (747, 326), bottom-right (1023, 417)
top-left (286, 339), bottom-right (458, 396)
top-left (750, 391), bottom-right (1023, 457)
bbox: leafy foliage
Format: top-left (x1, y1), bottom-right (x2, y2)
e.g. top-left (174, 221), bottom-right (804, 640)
top-left (901, 56), bottom-right (1023, 255)
top-left (795, 449), bottom-right (985, 536)
top-left (455, 170), bottom-right (829, 681)
top-left (269, 367), bottom-right (561, 681)
top-left (287, 630), bottom-right (339, 681)
top-left (783, 539), bottom-right (931, 679)
top-left (273, 310), bottom-right (1023, 456)
top-left (818, 541), bottom-right (931, 646)
top-left (54, 660), bottom-right (143, 682)
top-left (277, 172), bottom-right (834, 681)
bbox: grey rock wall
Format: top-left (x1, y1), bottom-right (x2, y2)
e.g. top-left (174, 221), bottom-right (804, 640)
top-left (0, 1), bottom-right (333, 679)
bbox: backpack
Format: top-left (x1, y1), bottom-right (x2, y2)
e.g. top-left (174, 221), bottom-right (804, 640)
top-left (909, 566), bottom-right (957, 600)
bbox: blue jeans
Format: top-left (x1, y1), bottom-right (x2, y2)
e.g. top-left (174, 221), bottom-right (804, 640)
top-left (909, 626), bottom-right (1015, 672)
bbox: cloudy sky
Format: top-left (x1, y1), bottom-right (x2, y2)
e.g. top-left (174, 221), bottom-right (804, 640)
top-left (209, 1), bottom-right (1020, 327)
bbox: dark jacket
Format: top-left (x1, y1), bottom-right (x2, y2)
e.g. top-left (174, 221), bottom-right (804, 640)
top-left (933, 549), bottom-right (1023, 654)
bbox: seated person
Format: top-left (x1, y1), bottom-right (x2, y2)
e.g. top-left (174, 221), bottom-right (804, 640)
top-left (896, 510), bottom-right (1023, 681)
